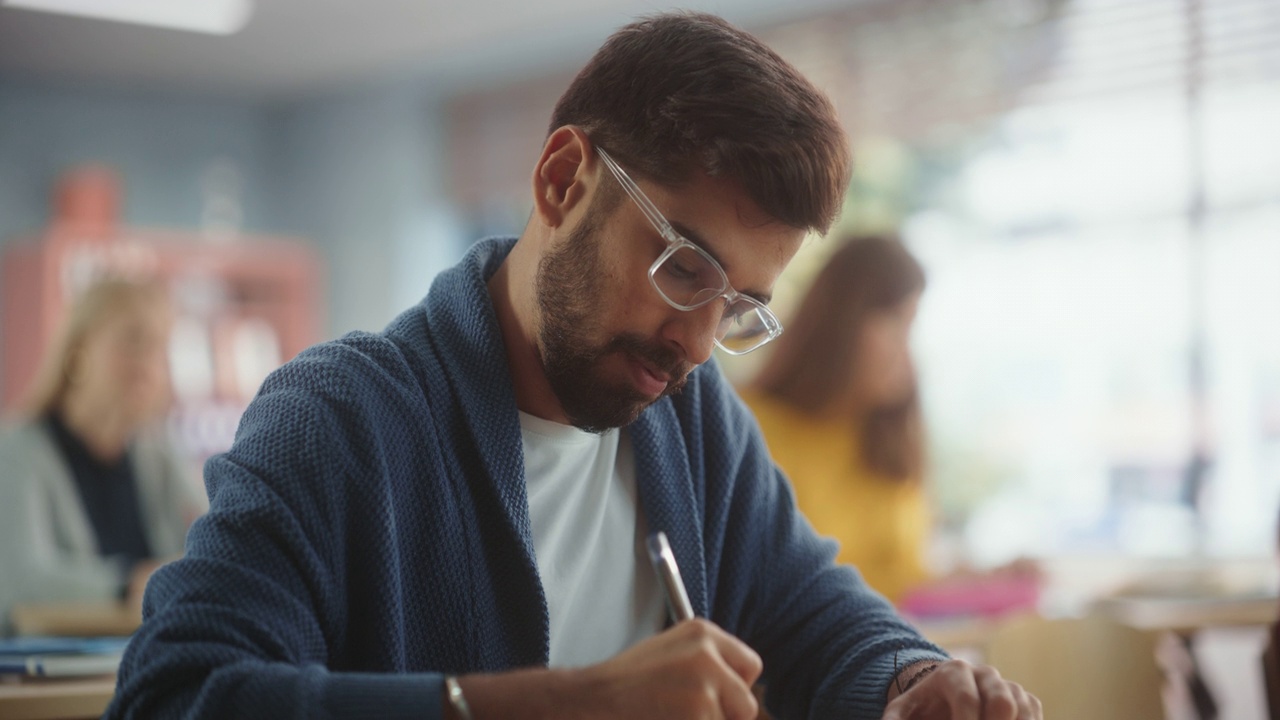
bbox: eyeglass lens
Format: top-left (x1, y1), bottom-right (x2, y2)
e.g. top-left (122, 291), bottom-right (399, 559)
top-left (651, 245), bottom-right (772, 352)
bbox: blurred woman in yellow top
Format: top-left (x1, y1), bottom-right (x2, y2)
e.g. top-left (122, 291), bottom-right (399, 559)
top-left (741, 235), bottom-right (928, 603)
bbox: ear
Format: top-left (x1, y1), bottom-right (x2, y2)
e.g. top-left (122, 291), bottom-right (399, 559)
top-left (531, 126), bottom-right (595, 229)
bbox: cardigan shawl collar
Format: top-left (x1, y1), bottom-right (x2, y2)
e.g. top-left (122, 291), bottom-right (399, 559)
top-left (398, 237), bottom-right (711, 646)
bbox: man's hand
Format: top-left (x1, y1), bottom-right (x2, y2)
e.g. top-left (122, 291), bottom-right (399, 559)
top-left (882, 659), bottom-right (1041, 720)
top-left (453, 618), bottom-right (763, 720)
top-left (571, 618), bottom-right (764, 719)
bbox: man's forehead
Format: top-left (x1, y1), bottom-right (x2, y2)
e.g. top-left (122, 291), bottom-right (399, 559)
top-left (667, 221), bottom-right (804, 306)
top-left (629, 163), bottom-right (806, 296)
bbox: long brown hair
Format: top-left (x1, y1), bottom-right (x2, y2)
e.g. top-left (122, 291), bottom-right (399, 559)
top-left (21, 277), bottom-right (169, 420)
top-left (753, 235), bottom-right (926, 480)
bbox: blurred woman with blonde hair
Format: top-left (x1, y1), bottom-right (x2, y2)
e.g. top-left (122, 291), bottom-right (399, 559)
top-left (0, 277), bottom-right (205, 627)
top-left (741, 235), bottom-right (929, 603)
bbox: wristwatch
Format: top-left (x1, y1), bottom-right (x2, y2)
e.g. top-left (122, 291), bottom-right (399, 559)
top-left (444, 675), bottom-right (474, 720)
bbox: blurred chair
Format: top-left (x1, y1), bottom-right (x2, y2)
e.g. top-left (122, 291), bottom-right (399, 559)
top-left (1264, 623), bottom-right (1280, 720)
top-left (984, 613), bottom-right (1165, 720)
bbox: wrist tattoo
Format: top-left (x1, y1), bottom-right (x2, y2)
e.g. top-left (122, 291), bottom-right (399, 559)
top-left (898, 663), bottom-right (939, 694)
top-left (892, 647), bottom-right (942, 696)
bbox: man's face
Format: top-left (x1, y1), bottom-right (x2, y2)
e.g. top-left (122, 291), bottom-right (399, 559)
top-left (534, 164), bottom-right (805, 433)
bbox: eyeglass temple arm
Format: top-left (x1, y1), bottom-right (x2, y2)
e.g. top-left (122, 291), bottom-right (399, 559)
top-left (596, 148), bottom-right (676, 240)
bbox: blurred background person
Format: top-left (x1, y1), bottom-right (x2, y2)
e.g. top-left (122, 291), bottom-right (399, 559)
top-left (741, 234), bottom-right (930, 604)
top-left (742, 235), bottom-right (1042, 612)
top-left (0, 278), bottom-right (205, 629)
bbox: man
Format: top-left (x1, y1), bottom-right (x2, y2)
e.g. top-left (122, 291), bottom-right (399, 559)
top-left (108, 12), bottom-right (1040, 720)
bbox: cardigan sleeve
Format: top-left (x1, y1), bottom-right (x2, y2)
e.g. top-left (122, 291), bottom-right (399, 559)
top-left (105, 364), bottom-right (445, 720)
top-left (696, 376), bottom-right (948, 720)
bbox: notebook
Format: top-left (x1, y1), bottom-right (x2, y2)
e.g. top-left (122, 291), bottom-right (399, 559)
top-left (0, 636), bottom-right (129, 677)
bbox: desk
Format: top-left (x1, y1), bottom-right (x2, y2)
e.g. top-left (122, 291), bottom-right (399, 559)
top-left (914, 588), bottom-right (1278, 649)
top-left (0, 676), bottom-right (115, 720)
top-left (912, 592), bottom-right (1277, 720)
top-left (1092, 592), bottom-right (1278, 633)
top-left (9, 603), bottom-right (141, 637)
top-left (2, 602), bottom-right (133, 718)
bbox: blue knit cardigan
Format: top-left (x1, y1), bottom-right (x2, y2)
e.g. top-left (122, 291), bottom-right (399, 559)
top-left (107, 237), bottom-right (944, 720)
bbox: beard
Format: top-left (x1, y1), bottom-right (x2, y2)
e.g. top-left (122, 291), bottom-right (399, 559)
top-left (534, 210), bottom-right (691, 434)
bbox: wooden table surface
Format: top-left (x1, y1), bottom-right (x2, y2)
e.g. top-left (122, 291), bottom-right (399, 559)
top-left (2, 602), bottom-right (136, 719)
top-left (914, 590), bottom-right (1278, 652)
top-left (0, 676), bottom-right (116, 720)
top-left (5, 589), bottom-right (1271, 717)
top-left (9, 602), bottom-right (141, 638)
top-left (1091, 591), bottom-right (1278, 633)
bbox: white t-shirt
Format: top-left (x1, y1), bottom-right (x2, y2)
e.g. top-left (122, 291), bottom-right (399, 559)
top-left (519, 411), bottom-right (667, 668)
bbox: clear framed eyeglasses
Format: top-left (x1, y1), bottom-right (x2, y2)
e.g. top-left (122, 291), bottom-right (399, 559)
top-left (596, 147), bottom-right (784, 355)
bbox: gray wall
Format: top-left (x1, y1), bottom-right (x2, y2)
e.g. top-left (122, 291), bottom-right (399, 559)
top-left (268, 82), bottom-right (465, 337)
top-left (0, 79), bottom-right (277, 241)
top-left (0, 76), bottom-right (470, 345)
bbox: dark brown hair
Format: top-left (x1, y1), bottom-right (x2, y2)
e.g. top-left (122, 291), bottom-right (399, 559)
top-left (550, 11), bottom-right (851, 234)
top-left (754, 235), bottom-right (926, 480)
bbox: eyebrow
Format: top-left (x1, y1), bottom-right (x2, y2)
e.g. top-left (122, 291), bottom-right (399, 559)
top-left (668, 221), bottom-right (773, 305)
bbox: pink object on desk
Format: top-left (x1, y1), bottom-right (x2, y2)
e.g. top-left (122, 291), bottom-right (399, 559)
top-left (899, 574), bottom-right (1040, 618)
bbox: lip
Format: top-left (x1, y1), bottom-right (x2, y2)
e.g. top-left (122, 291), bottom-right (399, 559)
top-left (629, 355), bottom-right (670, 398)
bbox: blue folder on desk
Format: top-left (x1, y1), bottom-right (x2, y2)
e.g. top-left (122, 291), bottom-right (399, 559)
top-left (0, 636), bottom-right (129, 677)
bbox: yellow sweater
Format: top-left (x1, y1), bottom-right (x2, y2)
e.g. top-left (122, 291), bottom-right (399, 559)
top-left (742, 390), bottom-right (930, 604)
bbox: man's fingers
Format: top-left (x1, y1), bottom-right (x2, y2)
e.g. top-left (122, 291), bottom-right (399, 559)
top-left (975, 665), bottom-right (1017, 720)
top-left (696, 621), bottom-right (763, 686)
top-left (976, 666), bottom-right (1043, 720)
top-left (941, 662), bottom-right (982, 720)
top-left (694, 621), bottom-right (762, 719)
top-left (880, 662), bottom-right (1042, 720)
top-left (714, 664), bottom-right (759, 720)
top-left (1012, 682), bottom-right (1042, 720)
top-left (716, 636), bottom-right (763, 686)
top-left (667, 619), bottom-right (762, 719)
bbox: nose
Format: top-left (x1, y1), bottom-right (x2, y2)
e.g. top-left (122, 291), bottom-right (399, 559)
top-left (659, 300), bottom-right (722, 367)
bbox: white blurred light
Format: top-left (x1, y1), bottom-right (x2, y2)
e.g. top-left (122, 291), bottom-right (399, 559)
top-left (2, 0), bottom-right (253, 35)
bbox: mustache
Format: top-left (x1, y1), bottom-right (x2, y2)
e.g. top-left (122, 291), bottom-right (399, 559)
top-left (603, 333), bottom-right (692, 393)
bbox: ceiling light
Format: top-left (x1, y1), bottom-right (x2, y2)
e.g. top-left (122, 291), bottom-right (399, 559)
top-left (1, 0), bottom-right (253, 35)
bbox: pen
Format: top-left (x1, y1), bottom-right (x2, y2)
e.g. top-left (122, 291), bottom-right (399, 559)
top-left (647, 531), bottom-right (695, 622)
